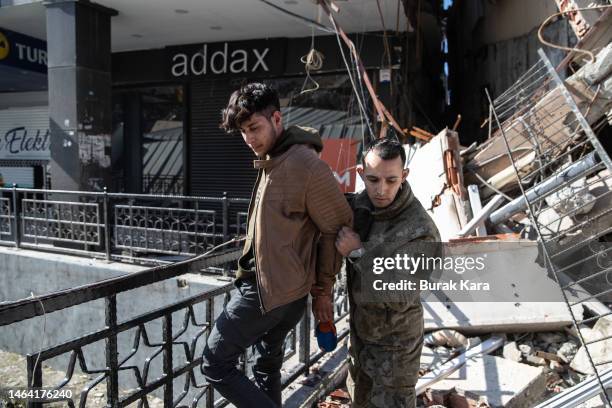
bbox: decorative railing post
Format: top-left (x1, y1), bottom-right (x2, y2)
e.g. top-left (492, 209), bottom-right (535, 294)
top-left (26, 352), bottom-right (43, 408)
top-left (103, 187), bottom-right (111, 261)
top-left (206, 298), bottom-right (215, 408)
top-left (162, 313), bottom-right (173, 406)
top-left (12, 184), bottom-right (20, 248)
top-left (222, 192), bottom-right (230, 277)
top-left (222, 192), bottom-right (229, 243)
top-left (299, 298), bottom-right (312, 376)
top-left (105, 295), bottom-right (119, 406)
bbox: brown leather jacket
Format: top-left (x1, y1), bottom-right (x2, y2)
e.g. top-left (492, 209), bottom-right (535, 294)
top-left (241, 128), bottom-right (353, 312)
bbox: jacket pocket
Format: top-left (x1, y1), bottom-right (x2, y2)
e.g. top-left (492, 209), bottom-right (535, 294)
top-left (285, 245), bottom-right (308, 288)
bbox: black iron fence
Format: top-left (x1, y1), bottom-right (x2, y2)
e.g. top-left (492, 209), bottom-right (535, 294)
top-left (142, 175), bottom-right (185, 196)
top-left (0, 246), bottom-right (349, 407)
top-left (0, 188), bottom-right (350, 407)
top-left (0, 187), bottom-right (250, 265)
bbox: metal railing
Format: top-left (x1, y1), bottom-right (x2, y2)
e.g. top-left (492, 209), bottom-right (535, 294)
top-left (0, 244), bottom-right (350, 407)
top-left (488, 49), bottom-right (612, 407)
top-left (142, 175), bottom-right (185, 196)
top-left (0, 187), bottom-right (250, 265)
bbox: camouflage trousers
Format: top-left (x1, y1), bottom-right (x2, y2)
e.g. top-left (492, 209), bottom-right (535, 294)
top-left (346, 303), bottom-right (423, 408)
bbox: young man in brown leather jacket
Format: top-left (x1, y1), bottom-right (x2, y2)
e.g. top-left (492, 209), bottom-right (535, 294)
top-left (201, 82), bottom-right (352, 407)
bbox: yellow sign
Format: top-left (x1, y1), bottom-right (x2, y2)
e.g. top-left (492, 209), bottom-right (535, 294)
top-left (0, 31), bottom-right (9, 60)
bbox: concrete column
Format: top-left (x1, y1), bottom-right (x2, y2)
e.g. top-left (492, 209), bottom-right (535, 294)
top-left (45, 0), bottom-right (117, 191)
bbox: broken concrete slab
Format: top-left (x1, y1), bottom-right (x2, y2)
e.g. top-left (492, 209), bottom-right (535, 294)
top-left (425, 354), bottom-right (547, 408)
top-left (423, 241), bottom-right (579, 334)
top-left (570, 317), bottom-right (612, 375)
top-left (503, 341), bottom-right (523, 362)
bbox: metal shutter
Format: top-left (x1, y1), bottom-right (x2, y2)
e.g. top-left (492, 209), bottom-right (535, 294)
top-left (190, 79), bottom-right (256, 200)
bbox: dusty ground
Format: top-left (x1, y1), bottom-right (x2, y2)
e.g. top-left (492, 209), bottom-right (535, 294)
top-left (0, 349), bottom-right (164, 407)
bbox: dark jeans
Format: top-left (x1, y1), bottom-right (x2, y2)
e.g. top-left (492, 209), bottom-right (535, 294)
top-left (201, 277), bottom-right (307, 407)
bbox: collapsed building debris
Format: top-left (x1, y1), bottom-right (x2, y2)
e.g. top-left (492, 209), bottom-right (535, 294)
top-left (312, 2), bottom-right (612, 407)
top-left (401, 6), bottom-right (612, 407)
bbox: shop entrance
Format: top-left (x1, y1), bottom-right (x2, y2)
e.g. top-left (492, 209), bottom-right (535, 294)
top-left (112, 85), bottom-right (185, 195)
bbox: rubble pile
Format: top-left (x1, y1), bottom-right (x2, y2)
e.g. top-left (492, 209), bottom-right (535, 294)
top-left (405, 42), bottom-right (612, 246)
top-left (402, 40), bottom-right (612, 406)
top-left (415, 327), bottom-right (612, 408)
top-left (318, 6), bottom-right (612, 408)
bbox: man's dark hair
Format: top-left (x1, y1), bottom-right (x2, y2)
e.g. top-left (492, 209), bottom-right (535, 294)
top-left (362, 138), bottom-right (406, 167)
top-left (220, 82), bottom-right (280, 133)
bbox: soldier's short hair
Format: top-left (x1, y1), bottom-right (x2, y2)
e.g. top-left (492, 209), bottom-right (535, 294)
top-left (363, 138), bottom-right (406, 167)
top-left (220, 82), bottom-right (280, 133)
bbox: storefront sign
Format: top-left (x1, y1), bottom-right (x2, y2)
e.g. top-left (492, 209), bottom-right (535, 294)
top-left (167, 38), bottom-right (286, 78)
top-left (0, 27), bottom-right (47, 74)
top-left (0, 107), bottom-right (50, 160)
top-left (321, 139), bottom-right (359, 193)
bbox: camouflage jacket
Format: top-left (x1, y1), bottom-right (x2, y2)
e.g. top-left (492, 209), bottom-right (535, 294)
top-left (346, 181), bottom-right (440, 345)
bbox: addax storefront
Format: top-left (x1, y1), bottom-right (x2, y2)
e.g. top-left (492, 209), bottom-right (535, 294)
top-left (111, 33), bottom-right (395, 198)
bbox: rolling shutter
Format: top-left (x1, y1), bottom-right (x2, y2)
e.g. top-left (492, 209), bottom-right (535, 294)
top-left (189, 79), bottom-right (257, 199)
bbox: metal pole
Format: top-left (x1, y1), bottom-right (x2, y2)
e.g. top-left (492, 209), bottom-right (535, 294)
top-left (103, 187), bottom-right (111, 261)
top-left (105, 295), bottom-right (119, 407)
top-left (299, 298), bottom-right (312, 376)
top-left (205, 298), bottom-right (215, 408)
top-left (26, 353), bottom-right (43, 408)
top-left (162, 313), bottom-right (173, 406)
top-left (489, 152), bottom-right (599, 224)
top-left (12, 184), bottom-right (20, 248)
top-left (222, 192), bottom-right (229, 243)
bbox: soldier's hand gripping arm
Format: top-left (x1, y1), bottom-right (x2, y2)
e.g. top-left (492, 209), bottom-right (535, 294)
top-left (335, 226), bottom-right (362, 257)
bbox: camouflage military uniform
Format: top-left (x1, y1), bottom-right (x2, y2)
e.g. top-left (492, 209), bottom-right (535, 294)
top-left (346, 182), bottom-right (440, 408)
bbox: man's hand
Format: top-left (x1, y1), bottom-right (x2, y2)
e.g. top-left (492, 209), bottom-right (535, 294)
top-left (335, 226), bottom-right (362, 257)
top-left (312, 295), bottom-right (334, 323)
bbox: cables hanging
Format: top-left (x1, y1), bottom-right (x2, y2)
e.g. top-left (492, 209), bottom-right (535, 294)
top-left (300, 19), bottom-right (325, 95)
top-left (258, 0), bottom-right (334, 33)
top-left (538, 4), bottom-right (612, 63)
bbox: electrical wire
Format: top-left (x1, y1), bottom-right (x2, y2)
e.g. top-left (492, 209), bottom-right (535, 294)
top-left (328, 14), bottom-right (376, 142)
top-left (300, 23), bottom-right (325, 95)
top-left (259, 0), bottom-right (334, 33)
top-left (349, 38), bottom-right (375, 145)
top-left (376, 0), bottom-right (393, 70)
top-left (538, 4), bottom-right (612, 63)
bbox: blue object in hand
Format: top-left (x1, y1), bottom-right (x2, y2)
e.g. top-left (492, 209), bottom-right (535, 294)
top-left (316, 321), bottom-right (337, 352)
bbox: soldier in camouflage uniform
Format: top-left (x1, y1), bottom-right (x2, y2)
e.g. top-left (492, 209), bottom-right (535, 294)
top-left (335, 138), bottom-right (440, 408)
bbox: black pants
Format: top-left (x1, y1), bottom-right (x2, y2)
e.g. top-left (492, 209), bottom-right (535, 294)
top-left (201, 277), bottom-right (307, 407)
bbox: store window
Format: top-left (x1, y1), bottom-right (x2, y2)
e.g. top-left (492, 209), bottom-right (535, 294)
top-left (112, 86), bottom-right (185, 194)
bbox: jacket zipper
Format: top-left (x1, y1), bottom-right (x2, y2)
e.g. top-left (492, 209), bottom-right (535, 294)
top-left (253, 218), bottom-right (266, 315)
top-left (249, 169), bottom-right (266, 315)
